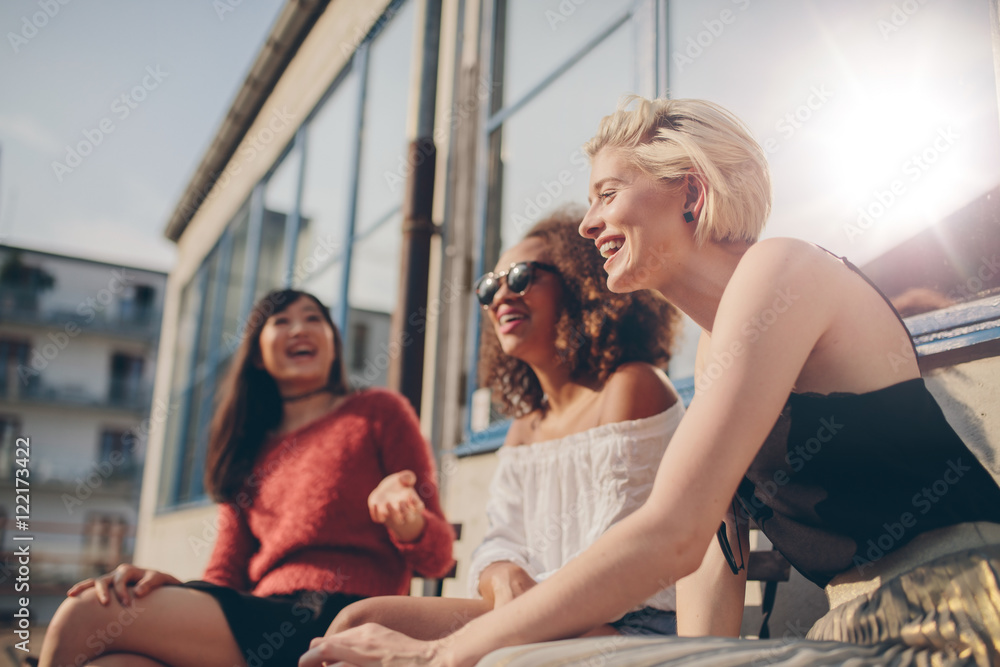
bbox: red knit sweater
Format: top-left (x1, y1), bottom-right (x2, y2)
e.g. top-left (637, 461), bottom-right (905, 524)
top-left (202, 388), bottom-right (455, 598)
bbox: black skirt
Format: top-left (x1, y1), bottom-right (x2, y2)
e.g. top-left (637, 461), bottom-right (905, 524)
top-left (182, 581), bottom-right (365, 666)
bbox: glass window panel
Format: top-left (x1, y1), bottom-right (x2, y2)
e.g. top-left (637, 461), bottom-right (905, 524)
top-left (344, 305), bottom-right (396, 389)
top-left (256, 145), bottom-right (302, 298)
top-left (354, 0), bottom-right (415, 234)
top-left (300, 259), bottom-right (344, 313)
top-left (264, 143), bottom-right (302, 216)
top-left (170, 248), bottom-right (226, 505)
top-left (668, 0), bottom-right (1000, 311)
top-left (176, 374), bottom-right (210, 503)
top-left (495, 21), bottom-right (636, 255)
top-left (219, 203), bottom-right (251, 356)
top-left (158, 387), bottom-right (187, 507)
top-left (254, 209), bottom-right (288, 303)
top-left (501, 0), bottom-right (635, 106)
top-left (174, 277), bottom-right (205, 386)
top-left (346, 215), bottom-right (402, 388)
top-left (255, 208), bottom-right (287, 300)
top-left (193, 250), bottom-right (222, 383)
top-left (295, 70), bottom-right (360, 286)
top-left (348, 215), bottom-right (402, 313)
top-left (177, 358), bottom-right (231, 504)
top-left (159, 276), bottom-right (203, 508)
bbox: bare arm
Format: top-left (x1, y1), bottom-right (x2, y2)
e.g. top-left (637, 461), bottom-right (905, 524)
top-left (466, 418), bottom-right (536, 606)
top-left (302, 242), bottom-right (833, 667)
top-left (438, 242), bottom-right (831, 664)
top-left (675, 330), bottom-right (748, 637)
top-left (478, 562), bottom-right (537, 608)
top-left (675, 504), bottom-right (749, 637)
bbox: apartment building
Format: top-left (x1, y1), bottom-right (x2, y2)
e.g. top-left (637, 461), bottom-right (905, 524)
top-left (0, 245), bottom-right (166, 621)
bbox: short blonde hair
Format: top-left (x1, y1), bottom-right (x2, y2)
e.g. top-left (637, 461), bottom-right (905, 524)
top-left (584, 96), bottom-right (772, 244)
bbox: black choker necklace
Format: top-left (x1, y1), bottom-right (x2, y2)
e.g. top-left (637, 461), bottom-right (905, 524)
top-left (282, 387), bottom-right (332, 402)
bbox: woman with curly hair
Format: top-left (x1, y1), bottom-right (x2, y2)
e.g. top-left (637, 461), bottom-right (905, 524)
top-left (316, 209), bottom-right (690, 643)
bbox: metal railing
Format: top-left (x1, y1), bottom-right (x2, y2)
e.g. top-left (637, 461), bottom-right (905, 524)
top-left (0, 288), bottom-right (160, 338)
top-left (0, 370), bottom-right (152, 412)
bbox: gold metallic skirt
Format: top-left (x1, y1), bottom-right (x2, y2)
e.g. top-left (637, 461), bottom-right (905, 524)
top-left (480, 533), bottom-right (1000, 666)
top-left (804, 544), bottom-right (1000, 666)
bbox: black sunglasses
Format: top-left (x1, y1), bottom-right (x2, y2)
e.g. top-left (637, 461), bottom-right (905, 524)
top-left (717, 522), bottom-right (746, 575)
top-left (474, 261), bottom-right (559, 307)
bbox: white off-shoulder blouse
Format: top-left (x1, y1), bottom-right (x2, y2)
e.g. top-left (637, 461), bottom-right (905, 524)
top-left (468, 402), bottom-right (685, 613)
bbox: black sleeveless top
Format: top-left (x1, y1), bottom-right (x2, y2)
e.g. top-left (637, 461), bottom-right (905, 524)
top-left (733, 256), bottom-right (1000, 587)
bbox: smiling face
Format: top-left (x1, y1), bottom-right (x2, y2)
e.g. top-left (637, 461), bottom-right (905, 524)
top-left (257, 295), bottom-right (337, 395)
top-left (580, 148), bottom-right (691, 293)
top-left (484, 237), bottom-right (563, 364)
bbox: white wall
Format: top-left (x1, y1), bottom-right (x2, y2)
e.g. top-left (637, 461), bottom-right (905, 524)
top-left (10, 406), bottom-right (139, 482)
top-left (24, 255), bottom-right (165, 326)
top-left (925, 355), bottom-right (1000, 483)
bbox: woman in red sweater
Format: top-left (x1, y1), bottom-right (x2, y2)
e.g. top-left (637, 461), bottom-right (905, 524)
top-left (38, 289), bottom-right (454, 667)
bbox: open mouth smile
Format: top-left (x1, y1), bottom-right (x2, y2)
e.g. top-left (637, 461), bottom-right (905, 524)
top-left (598, 237), bottom-right (624, 259)
top-left (496, 308), bottom-right (528, 334)
top-left (286, 344), bottom-right (318, 360)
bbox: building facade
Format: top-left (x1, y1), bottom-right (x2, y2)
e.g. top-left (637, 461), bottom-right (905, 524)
top-left (0, 246), bottom-right (165, 620)
top-left (136, 0), bottom-right (1000, 634)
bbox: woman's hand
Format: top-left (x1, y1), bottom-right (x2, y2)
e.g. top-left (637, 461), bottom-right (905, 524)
top-left (478, 562), bottom-right (536, 608)
top-left (67, 564), bottom-right (181, 606)
top-left (299, 623), bottom-right (447, 667)
top-left (368, 470), bottom-right (427, 543)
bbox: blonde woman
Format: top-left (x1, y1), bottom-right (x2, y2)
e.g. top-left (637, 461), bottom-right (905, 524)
top-left (303, 99), bottom-right (1000, 667)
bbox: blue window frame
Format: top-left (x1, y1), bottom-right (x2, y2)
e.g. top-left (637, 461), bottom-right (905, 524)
top-left (160, 0), bottom-right (414, 509)
top-left (459, 0), bottom-right (1000, 456)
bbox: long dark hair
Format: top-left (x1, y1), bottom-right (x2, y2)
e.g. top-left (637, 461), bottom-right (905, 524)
top-left (205, 289), bottom-right (350, 502)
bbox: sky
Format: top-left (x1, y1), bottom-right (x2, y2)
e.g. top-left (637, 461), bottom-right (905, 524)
top-left (498, 0), bottom-right (1000, 268)
top-left (0, 0), bottom-right (287, 272)
top-left (2, 0), bottom-right (997, 278)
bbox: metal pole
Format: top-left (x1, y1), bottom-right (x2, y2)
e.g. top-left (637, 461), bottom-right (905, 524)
top-left (389, 0), bottom-right (443, 413)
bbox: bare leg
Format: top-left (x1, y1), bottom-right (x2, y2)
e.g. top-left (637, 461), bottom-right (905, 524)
top-left (328, 597), bottom-right (622, 641)
top-left (88, 655), bottom-right (168, 667)
top-left (328, 597), bottom-right (494, 641)
top-left (38, 587), bottom-right (244, 667)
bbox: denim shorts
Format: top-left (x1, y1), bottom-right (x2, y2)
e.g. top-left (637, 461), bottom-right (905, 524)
top-left (610, 607), bottom-right (678, 636)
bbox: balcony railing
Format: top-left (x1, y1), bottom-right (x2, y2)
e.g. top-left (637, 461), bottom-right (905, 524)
top-left (0, 287), bottom-right (160, 338)
top-left (0, 370), bottom-right (152, 412)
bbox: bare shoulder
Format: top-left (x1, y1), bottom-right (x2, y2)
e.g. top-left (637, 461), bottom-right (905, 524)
top-left (601, 361), bottom-right (680, 424)
top-left (502, 413), bottom-right (535, 447)
top-left (736, 239), bottom-right (844, 287)
top-left (720, 239), bottom-right (845, 321)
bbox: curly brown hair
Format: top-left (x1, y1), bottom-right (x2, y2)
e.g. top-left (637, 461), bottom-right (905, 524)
top-left (479, 208), bottom-right (681, 418)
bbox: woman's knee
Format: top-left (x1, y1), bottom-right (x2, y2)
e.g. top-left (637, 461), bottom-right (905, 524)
top-left (48, 589), bottom-right (147, 650)
top-left (48, 590), bottom-right (105, 641)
